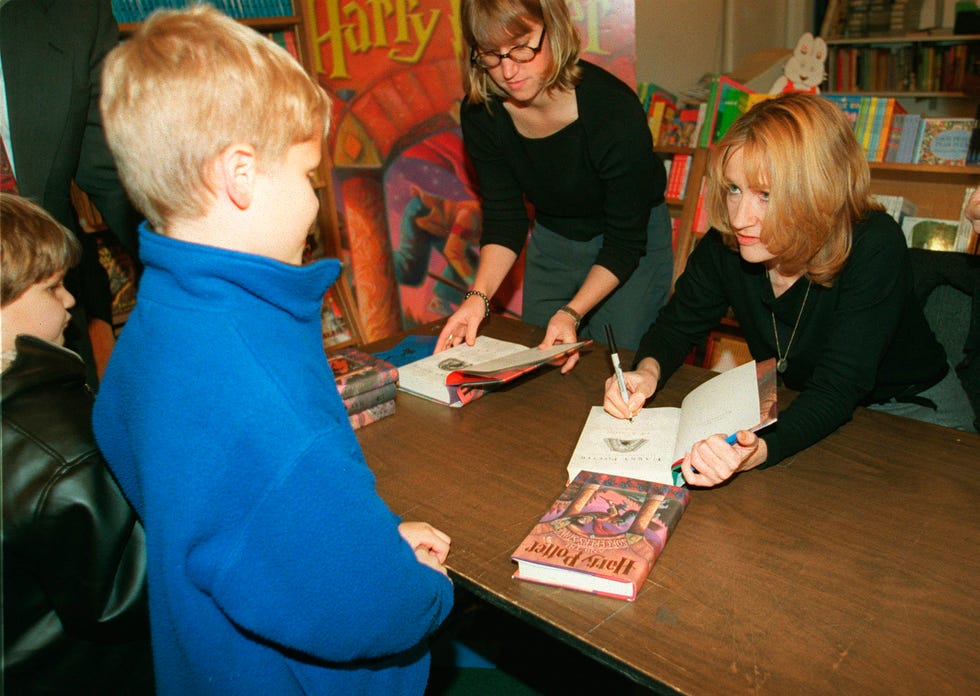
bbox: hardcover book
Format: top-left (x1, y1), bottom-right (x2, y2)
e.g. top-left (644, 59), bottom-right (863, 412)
top-left (511, 470), bottom-right (690, 601)
top-left (343, 382), bottom-right (397, 415)
top-left (396, 335), bottom-right (590, 407)
top-left (566, 359), bottom-right (778, 487)
top-left (902, 217), bottom-right (960, 252)
top-left (914, 118), bottom-right (974, 166)
top-left (348, 399), bottom-right (396, 430)
top-left (327, 347), bottom-right (399, 399)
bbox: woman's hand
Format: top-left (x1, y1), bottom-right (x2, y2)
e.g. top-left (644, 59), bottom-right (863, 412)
top-left (603, 358), bottom-right (660, 419)
top-left (539, 308), bottom-right (581, 374)
top-left (680, 430), bottom-right (768, 487)
top-left (435, 294), bottom-right (487, 352)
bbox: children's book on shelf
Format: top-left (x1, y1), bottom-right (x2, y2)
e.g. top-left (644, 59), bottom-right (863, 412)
top-left (895, 113), bottom-right (923, 164)
top-left (873, 98), bottom-right (907, 162)
top-left (511, 470), bottom-right (690, 601)
top-left (665, 153), bottom-right (692, 200)
top-left (697, 75), bottom-right (753, 148)
top-left (902, 217), bottom-right (961, 252)
top-left (397, 336), bottom-right (590, 407)
top-left (647, 96), bottom-right (677, 147)
top-left (914, 118), bottom-right (974, 166)
top-left (327, 346), bottom-right (399, 399)
top-left (566, 359), bottom-right (778, 487)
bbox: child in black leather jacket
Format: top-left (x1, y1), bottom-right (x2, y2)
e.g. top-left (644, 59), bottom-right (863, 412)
top-left (1, 192), bottom-right (153, 694)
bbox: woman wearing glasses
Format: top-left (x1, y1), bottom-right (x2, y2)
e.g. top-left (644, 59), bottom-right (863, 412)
top-left (437, 0), bottom-right (672, 370)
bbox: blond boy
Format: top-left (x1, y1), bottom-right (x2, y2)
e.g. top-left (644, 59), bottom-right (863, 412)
top-left (92, 7), bottom-right (454, 694)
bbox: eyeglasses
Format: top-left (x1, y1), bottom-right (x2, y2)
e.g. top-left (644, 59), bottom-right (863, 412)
top-left (471, 27), bottom-right (546, 69)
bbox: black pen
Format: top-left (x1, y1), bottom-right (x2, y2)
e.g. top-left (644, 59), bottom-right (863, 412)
top-left (604, 323), bottom-right (633, 424)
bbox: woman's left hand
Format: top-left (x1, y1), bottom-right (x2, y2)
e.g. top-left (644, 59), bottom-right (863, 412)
top-left (680, 430), bottom-right (767, 487)
top-left (539, 309), bottom-right (580, 374)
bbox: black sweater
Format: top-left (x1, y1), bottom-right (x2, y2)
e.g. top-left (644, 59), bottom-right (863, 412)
top-left (636, 212), bottom-right (947, 466)
top-left (460, 60), bottom-right (666, 284)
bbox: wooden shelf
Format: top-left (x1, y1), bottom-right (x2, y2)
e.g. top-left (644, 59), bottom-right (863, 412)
top-left (825, 33), bottom-right (980, 46)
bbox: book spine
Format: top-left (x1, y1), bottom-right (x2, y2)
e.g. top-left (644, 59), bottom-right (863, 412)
top-left (343, 382), bottom-right (397, 415)
top-left (334, 365), bottom-right (399, 399)
top-left (348, 399), bottom-right (396, 430)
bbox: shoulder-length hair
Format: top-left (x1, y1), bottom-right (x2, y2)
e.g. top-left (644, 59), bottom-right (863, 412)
top-left (460, 0), bottom-right (582, 105)
top-left (705, 92), bottom-right (881, 286)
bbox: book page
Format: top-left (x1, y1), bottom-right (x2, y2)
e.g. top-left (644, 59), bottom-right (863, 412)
top-left (458, 341), bottom-right (589, 375)
top-left (672, 360), bottom-right (761, 460)
top-left (396, 336), bottom-right (526, 405)
top-left (566, 406), bottom-right (682, 486)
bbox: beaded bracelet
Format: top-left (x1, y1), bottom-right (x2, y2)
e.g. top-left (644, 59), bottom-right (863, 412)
top-left (557, 304), bottom-right (581, 329)
top-left (464, 290), bottom-right (491, 318)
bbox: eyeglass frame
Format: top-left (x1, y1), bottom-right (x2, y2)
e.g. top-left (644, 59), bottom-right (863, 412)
top-left (470, 27), bottom-right (546, 69)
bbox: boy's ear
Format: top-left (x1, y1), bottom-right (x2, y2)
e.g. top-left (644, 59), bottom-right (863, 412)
top-left (213, 143), bottom-right (257, 210)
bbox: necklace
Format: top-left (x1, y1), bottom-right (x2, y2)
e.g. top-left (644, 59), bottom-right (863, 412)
top-left (770, 278), bottom-right (811, 374)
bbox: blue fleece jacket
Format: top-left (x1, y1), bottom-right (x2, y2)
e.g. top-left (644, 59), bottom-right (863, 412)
top-left (93, 225), bottom-right (454, 695)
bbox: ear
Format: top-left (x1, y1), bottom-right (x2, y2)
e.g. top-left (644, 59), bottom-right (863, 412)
top-left (213, 143), bottom-right (258, 210)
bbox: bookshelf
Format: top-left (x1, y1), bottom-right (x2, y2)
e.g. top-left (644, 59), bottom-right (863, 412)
top-left (824, 34), bottom-right (980, 100)
top-left (656, 145), bottom-right (711, 288)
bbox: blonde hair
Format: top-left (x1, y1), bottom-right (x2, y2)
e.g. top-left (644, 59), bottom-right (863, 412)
top-left (100, 4), bottom-right (330, 233)
top-left (461, 0), bottom-right (582, 104)
top-left (0, 193), bottom-right (81, 306)
top-left (705, 92), bottom-right (880, 286)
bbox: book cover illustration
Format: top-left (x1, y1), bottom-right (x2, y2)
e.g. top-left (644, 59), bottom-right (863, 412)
top-left (327, 347), bottom-right (399, 399)
top-left (914, 118), bottom-right (973, 166)
top-left (902, 217), bottom-right (960, 252)
top-left (511, 471), bottom-right (690, 601)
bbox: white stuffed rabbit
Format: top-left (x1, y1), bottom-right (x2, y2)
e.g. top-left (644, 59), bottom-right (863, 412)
top-left (770, 32), bottom-right (828, 94)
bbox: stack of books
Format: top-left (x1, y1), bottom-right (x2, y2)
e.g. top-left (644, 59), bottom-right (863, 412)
top-left (326, 347), bottom-right (399, 430)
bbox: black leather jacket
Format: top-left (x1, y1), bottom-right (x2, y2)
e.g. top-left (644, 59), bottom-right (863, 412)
top-left (2, 336), bottom-right (153, 694)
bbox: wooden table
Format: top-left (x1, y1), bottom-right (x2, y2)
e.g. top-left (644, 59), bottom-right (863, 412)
top-left (357, 316), bottom-right (980, 695)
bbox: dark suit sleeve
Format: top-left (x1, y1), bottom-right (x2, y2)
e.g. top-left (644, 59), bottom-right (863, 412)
top-left (73, 0), bottom-right (142, 259)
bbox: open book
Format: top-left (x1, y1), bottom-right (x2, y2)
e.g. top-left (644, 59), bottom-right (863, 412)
top-left (567, 359), bottom-right (777, 486)
top-left (397, 335), bottom-right (589, 407)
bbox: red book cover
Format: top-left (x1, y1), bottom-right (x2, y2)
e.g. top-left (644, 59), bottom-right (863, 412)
top-left (327, 347), bottom-right (399, 399)
top-left (512, 471), bottom-right (690, 601)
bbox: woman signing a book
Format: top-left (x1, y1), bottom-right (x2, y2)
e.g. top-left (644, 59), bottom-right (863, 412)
top-left (604, 92), bottom-right (975, 487)
top-left (436, 0), bottom-right (673, 368)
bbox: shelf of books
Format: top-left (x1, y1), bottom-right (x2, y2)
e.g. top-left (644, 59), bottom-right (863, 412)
top-left (823, 34), bottom-right (980, 96)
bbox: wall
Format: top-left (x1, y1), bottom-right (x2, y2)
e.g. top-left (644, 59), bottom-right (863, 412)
top-left (635, 0), bottom-right (814, 95)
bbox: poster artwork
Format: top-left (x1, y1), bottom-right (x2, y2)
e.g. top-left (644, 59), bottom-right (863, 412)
top-left (307, 0), bottom-right (637, 342)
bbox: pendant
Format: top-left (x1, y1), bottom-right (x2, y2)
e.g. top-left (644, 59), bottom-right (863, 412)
top-left (777, 358), bottom-right (788, 373)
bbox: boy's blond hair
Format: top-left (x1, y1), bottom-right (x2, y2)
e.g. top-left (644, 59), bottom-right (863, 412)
top-left (0, 193), bottom-right (81, 306)
top-left (100, 4), bottom-right (330, 233)
top-left (705, 92), bottom-right (880, 287)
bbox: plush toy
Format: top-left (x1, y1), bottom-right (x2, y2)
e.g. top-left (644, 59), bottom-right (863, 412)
top-left (770, 32), bottom-right (827, 94)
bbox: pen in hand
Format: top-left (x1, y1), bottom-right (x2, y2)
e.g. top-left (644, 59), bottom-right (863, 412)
top-left (604, 323), bottom-right (633, 424)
